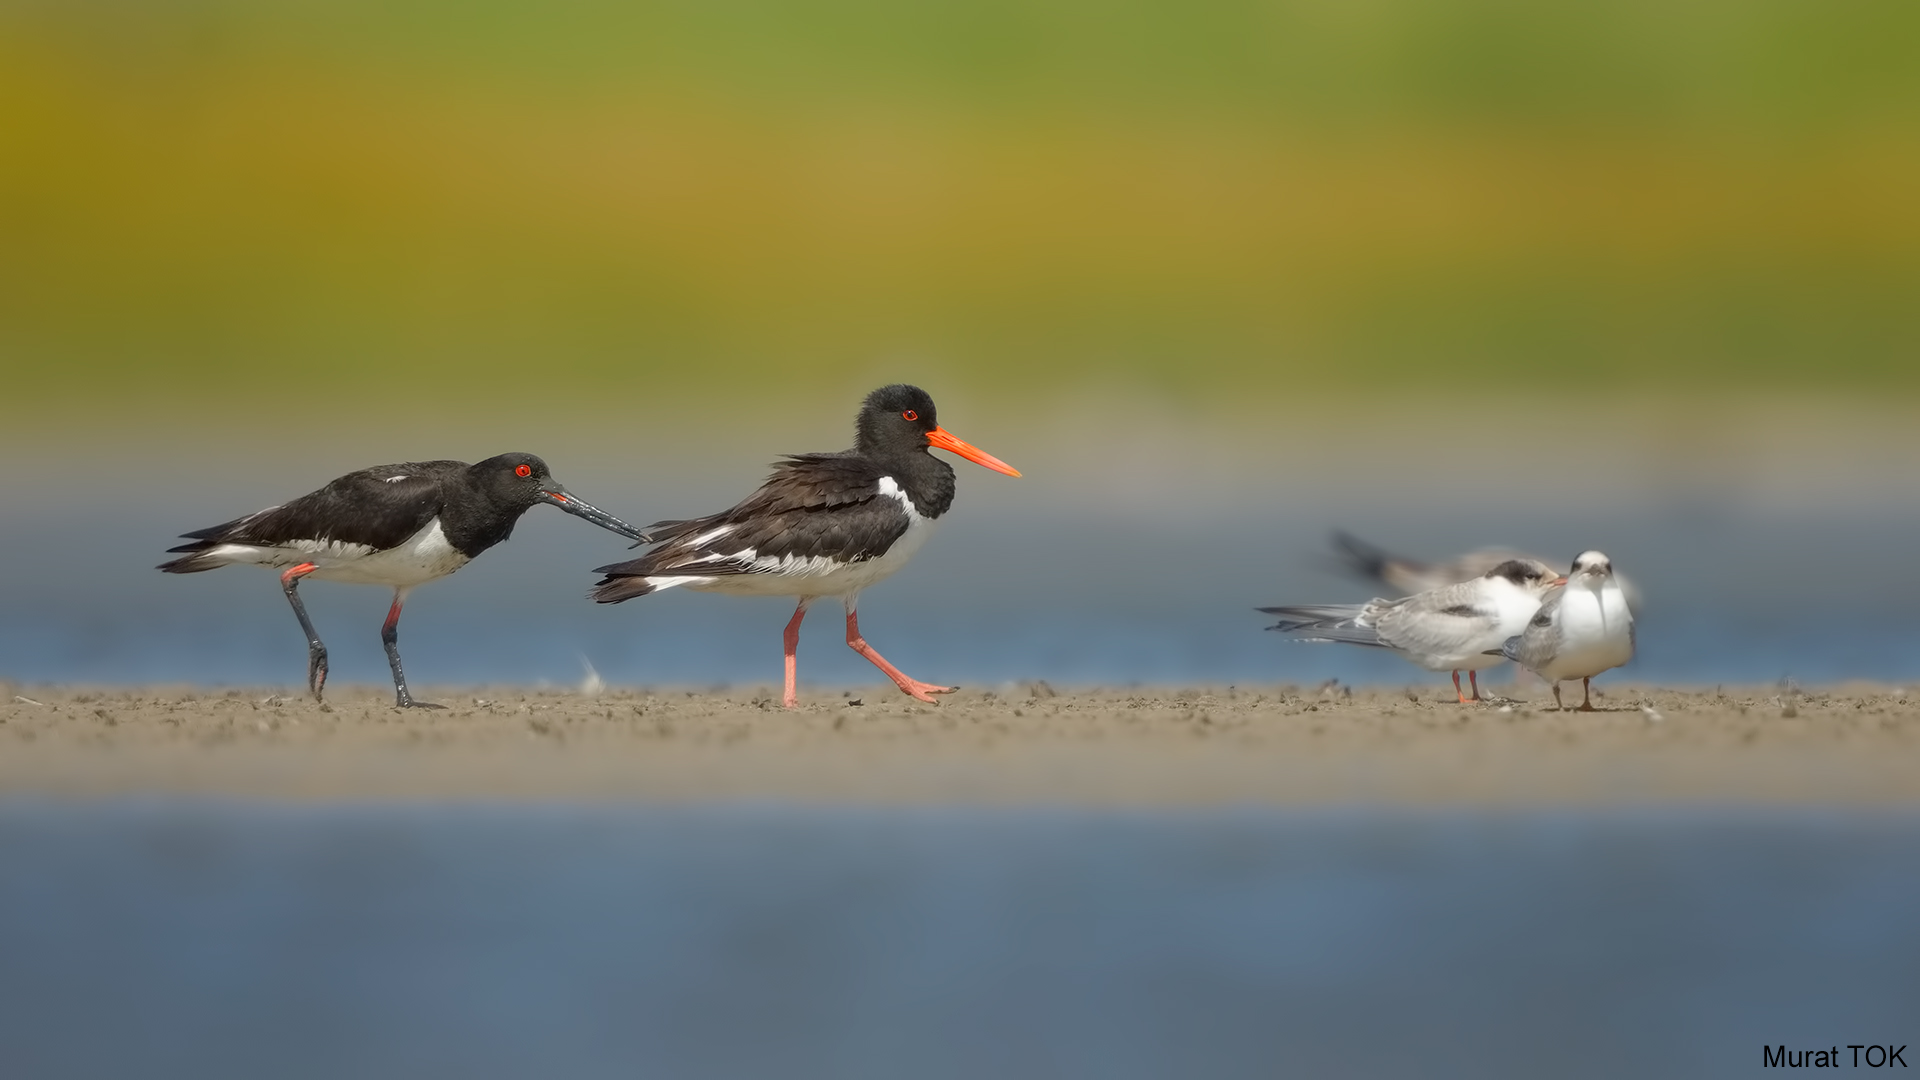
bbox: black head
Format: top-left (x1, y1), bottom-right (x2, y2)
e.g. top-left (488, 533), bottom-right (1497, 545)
top-left (852, 384), bottom-right (1021, 476)
top-left (471, 452), bottom-right (559, 509)
top-left (855, 384), bottom-right (940, 457)
top-left (1484, 558), bottom-right (1564, 589)
top-left (468, 452), bottom-right (646, 541)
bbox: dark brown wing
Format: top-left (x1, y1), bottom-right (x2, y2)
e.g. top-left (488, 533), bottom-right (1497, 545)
top-left (162, 462), bottom-right (462, 562)
top-left (591, 454), bottom-right (910, 591)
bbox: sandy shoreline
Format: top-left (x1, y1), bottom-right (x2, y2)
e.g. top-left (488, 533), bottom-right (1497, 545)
top-left (2, 681), bottom-right (1916, 805)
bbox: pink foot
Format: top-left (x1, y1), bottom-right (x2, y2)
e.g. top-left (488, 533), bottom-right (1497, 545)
top-left (845, 608), bottom-right (954, 704)
top-left (889, 676), bottom-right (958, 704)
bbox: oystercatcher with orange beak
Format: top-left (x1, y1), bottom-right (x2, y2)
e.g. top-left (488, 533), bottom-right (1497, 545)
top-left (590, 384), bottom-right (1021, 708)
top-left (159, 453), bottom-right (644, 708)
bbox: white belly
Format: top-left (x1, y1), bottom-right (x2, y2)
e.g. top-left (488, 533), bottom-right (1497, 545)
top-left (209, 520), bottom-right (471, 588)
top-left (1538, 584), bottom-right (1634, 680)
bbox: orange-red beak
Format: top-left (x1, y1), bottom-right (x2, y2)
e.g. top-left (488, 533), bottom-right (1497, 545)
top-left (925, 426), bottom-right (1021, 477)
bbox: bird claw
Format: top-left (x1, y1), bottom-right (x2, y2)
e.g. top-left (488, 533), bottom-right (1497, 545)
top-left (898, 680), bottom-right (957, 703)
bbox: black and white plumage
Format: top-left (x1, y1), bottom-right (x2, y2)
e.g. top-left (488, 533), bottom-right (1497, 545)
top-left (1260, 558), bottom-right (1566, 704)
top-left (1497, 550), bottom-right (1636, 711)
top-left (159, 452), bottom-right (644, 707)
top-left (590, 384), bottom-right (1020, 708)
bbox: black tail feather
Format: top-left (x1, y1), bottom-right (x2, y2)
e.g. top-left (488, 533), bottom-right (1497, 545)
top-left (588, 574), bottom-right (657, 604)
top-left (157, 513), bottom-right (258, 572)
top-left (157, 549), bottom-right (224, 574)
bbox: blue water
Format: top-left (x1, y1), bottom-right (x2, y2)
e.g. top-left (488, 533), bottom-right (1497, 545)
top-left (0, 803), bottom-right (1915, 1079)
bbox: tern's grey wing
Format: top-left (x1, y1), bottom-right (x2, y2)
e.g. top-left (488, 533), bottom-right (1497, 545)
top-left (1386, 577), bottom-right (1490, 616)
top-left (1274, 624), bottom-right (1390, 648)
top-left (1258, 602), bottom-right (1392, 647)
top-left (1499, 585), bottom-right (1566, 668)
top-left (1257, 603), bottom-right (1367, 630)
top-left (1371, 580), bottom-right (1506, 657)
top-left (1374, 609), bottom-right (1503, 658)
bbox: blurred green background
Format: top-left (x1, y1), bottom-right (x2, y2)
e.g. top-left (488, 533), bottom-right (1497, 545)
top-left (5, 0), bottom-right (1919, 432)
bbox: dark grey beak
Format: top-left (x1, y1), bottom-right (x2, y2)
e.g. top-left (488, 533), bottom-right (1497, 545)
top-left (538, 487), bottom-right (647, 542)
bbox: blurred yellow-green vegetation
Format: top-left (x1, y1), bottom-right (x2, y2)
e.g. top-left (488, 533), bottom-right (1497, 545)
top-left (4, 0), bottom-right (1919, 430)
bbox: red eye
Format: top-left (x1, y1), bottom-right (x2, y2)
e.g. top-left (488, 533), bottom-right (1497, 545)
top-left (515, 464), bottom-right (532, 478)
top-left (902, 410), bottom-right (918, 422)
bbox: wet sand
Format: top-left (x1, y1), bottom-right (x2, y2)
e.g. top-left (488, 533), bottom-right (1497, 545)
top-left (2, 681), bottom-right (1916, 805)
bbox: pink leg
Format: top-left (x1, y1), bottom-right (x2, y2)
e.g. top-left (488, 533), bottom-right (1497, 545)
top-left (781, 600), bottom-right (810, 709)
top-left (1451, 670), bottom-right (1469, 705)
top-left (845, 607), bottom-right (955, 703)
top-left (1468, 669), bottom-right (1484, 701)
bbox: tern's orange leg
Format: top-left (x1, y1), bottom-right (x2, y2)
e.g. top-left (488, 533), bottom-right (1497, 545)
top-left (846, 608), bottom-right (954, 704)
top-left (1451, 670), bottom-right (1470, 705)
top-left (1469, 669), bottom-right (1485, 701)
top-left (781, 600), bottom-right (810, 709)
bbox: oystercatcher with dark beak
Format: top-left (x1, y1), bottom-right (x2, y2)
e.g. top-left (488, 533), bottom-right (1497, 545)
top-left (590, 384), bottom-right (1020, 708)
top-left (159, 453), bottom-right (644, 707)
